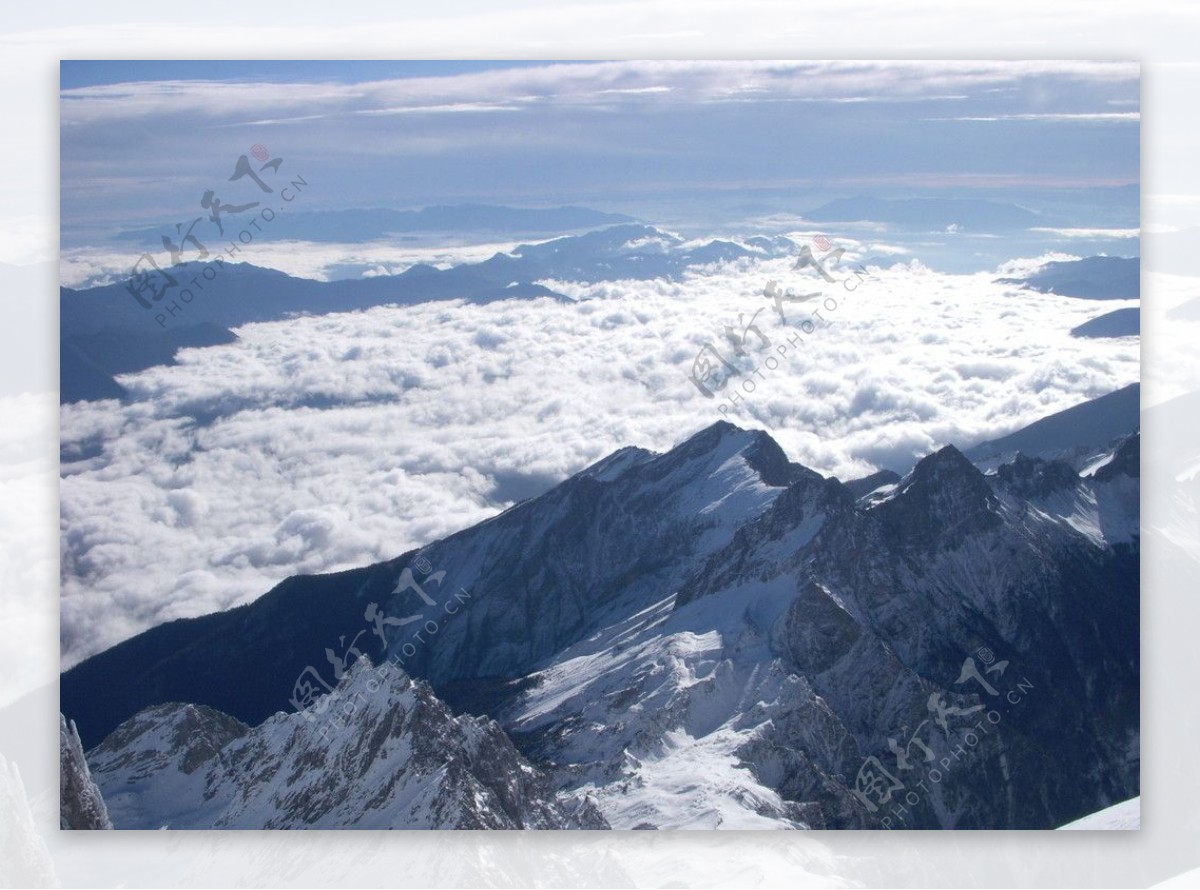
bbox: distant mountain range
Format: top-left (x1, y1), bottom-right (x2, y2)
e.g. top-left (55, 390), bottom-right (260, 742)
top-left (60, 224), bottom-right (793, 405)
top-left (113, 204), bottom-right (639, 245)
top-left (63, 387), bottom-right (1139, 829)
top-left (802, 196), bottom-right (1044, 231)
top-left (60, 223), bottom-right (1143, 407)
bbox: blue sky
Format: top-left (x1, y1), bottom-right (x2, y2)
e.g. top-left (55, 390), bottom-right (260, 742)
top-left (59, 60), bottom-right (1140, 244)
top-left (59, 60), bottom-right (567, 90)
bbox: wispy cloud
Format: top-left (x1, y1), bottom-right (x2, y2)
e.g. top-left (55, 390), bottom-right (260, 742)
top-left (357, 102), bottom-right (526, 115)
top-left (593, 86), bottom-right (673, 96)
top-left (60, 60), bottom-right (1139, 125)
top-left (934, 112), bottom-right (1140, 122)
top-left (1030, 226), bottom-right (1140, 238)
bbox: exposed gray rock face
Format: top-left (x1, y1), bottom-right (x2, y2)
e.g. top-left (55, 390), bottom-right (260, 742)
top-left (994, 452), bottom-right (1080, 498)
top-left (87, 659), bottom-right (607, 830)
top-left (648, 434), bottom-right (1139, 829)
top-left (59, 714), bottom-right (112, 830)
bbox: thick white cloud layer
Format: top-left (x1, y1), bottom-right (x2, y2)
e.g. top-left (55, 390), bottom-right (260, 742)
top-left (59, 252), bottom-right (1139, 668)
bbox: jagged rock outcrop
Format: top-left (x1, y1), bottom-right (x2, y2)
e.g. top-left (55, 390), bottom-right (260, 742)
top-left (59, 714), bottom-right (112, 830)
top-left (87, 658), bottom-right (607, 830)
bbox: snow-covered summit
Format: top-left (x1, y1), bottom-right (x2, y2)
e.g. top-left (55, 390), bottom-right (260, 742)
top-left (88, 657), bottom-right (607, 830)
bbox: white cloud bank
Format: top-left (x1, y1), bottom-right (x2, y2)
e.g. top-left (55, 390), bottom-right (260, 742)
top-left (59, 253), bottom-right (1140, 668)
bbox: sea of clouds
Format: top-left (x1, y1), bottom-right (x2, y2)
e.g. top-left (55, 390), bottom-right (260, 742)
top-left (58, 249), bottom-right (1140, 669)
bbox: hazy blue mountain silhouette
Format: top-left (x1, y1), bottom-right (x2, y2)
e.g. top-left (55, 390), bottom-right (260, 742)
top-left (1071, 307), bottom-right (1140, 338)
top-left (1000, 255), bottom-right (1140, 300)
top-left (115, 204), bottom-right (638, 245)
top-left (965, 383), bottom-right (1139, 462)
top-left (60, 224), bottom-right (768, 404)
top-left (802, 196), bottom-right (1042, 230)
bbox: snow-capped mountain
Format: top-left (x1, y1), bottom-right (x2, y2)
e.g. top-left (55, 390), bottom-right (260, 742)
top-left (87, 658), bottom-right (607, 830)
top-left (505, 433), bottom-right (1138, 829)
top-left (62, 422), bottom-right (804, 748)
top-left (63, 407), bottom-right (1139, 830)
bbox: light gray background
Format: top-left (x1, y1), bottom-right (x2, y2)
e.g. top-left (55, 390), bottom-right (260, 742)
top-left (1, 2), bottom-right (1196, 886)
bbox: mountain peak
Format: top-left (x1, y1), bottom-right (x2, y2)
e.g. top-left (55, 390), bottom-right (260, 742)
top-left (872, 444), bottom-right (1000, 548)
top-left (689, 417), bottom-right (745, 441)
top-left (90, 700), bottom-right (249, 779)
top-left (86, 657), bottom-right (608, 830)
top-left (1095, 431), bottom-right (1140, 482)
top-left (663, 422), bottom-right (812, 489)
top-left (679, 419), bottom-right (770, 452)
top-left (912, 443), bottom-right (975, 477)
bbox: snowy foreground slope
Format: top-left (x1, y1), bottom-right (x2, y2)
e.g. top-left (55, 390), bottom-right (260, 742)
top-left (66, 417), bottom-right (1139, 830)
top-left (1057, 797), bottom-right (1139, 830)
